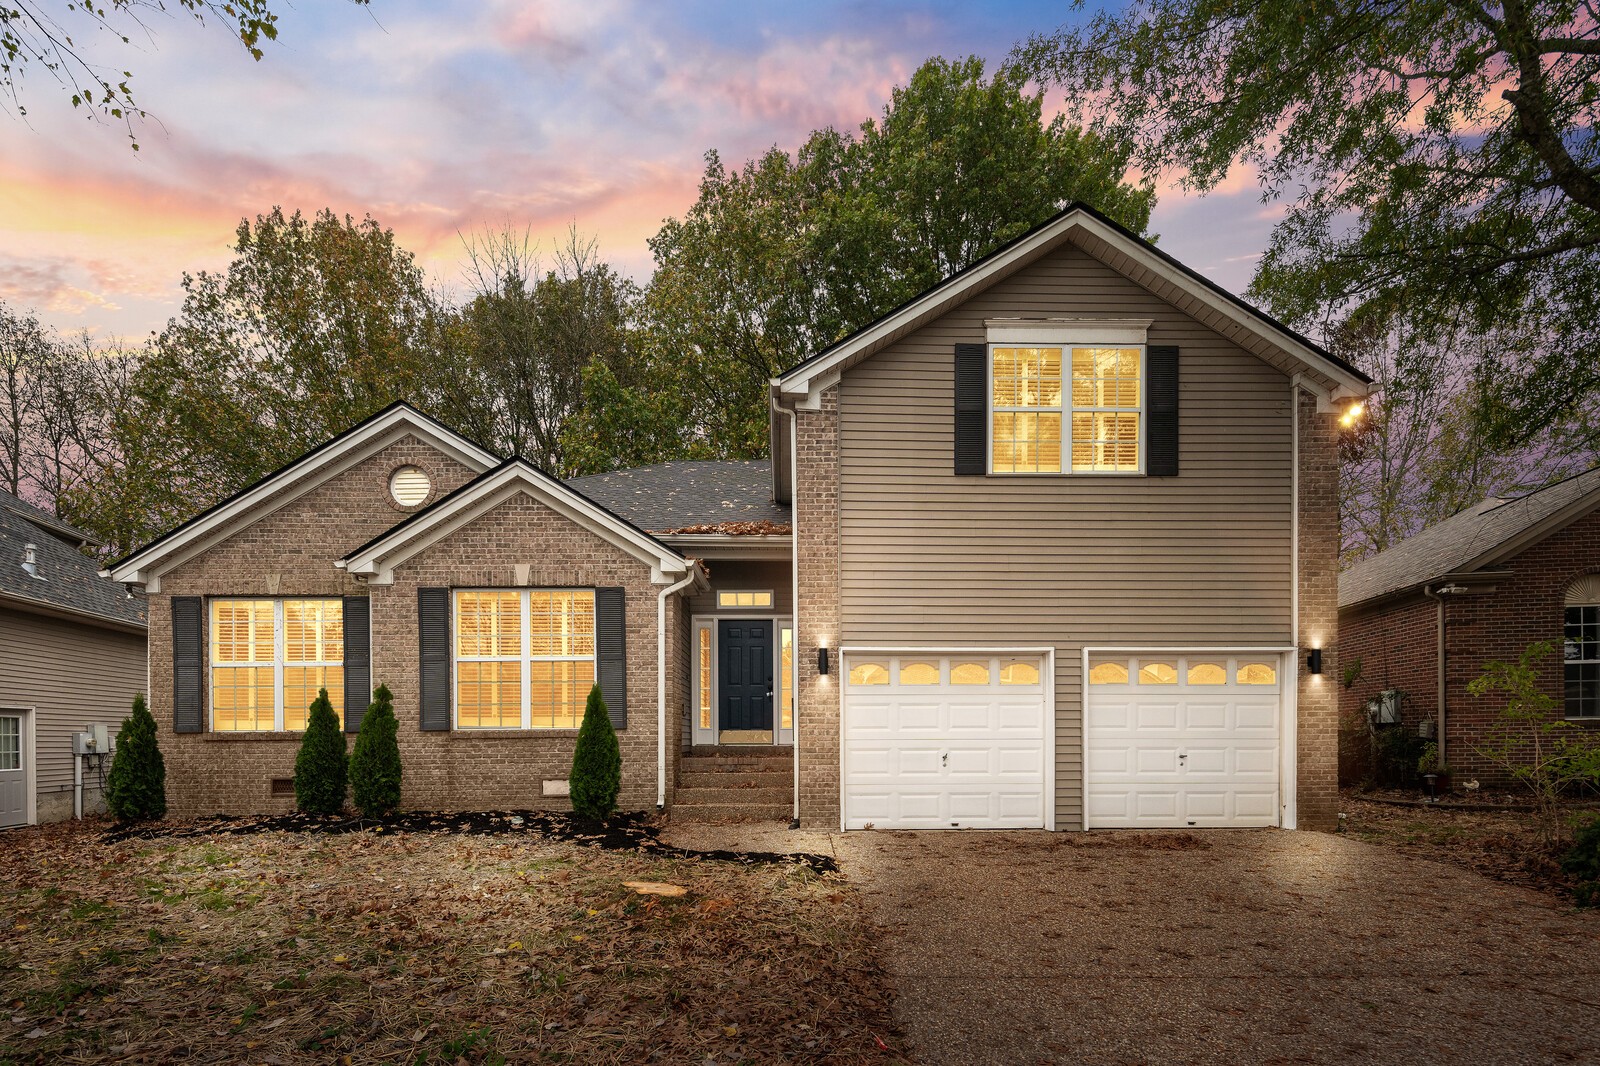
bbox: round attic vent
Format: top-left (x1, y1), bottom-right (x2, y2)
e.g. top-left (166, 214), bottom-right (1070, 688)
top-left (389, 465), bottom-right (431, 507)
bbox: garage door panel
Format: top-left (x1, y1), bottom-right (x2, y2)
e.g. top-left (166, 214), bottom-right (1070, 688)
top-left (1087, 655), bottom-right (1283, 829)
top-left (843, 654), bottom-right (1047, 830)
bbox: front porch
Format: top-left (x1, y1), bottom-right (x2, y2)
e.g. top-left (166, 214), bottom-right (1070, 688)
top-left (673, 745), bottom-right (793, 822)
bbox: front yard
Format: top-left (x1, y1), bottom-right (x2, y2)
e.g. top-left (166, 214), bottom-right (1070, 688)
top-left (0, 821), bottom-right (904, 1065)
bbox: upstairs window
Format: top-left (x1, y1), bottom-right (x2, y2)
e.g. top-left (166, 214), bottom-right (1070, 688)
top-left (991, 344), bottom-right (1143, 474)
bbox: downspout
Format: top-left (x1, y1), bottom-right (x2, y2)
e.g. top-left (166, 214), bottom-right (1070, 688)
top-left (1422, 585), bottom-right (1449, 765)
top-left (658, 566), bottom-right (701, 811)
top-left (1290, 382), bottom-right (1300, 652)
top-left (771, 387), bottom-right (801, 830)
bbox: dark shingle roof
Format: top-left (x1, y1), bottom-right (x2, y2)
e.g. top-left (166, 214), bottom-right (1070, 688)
top-left (1339, 466), bottom-right (1600, 609)
top-left (566, 461), bottom-right (790, 533)
top-left (0, 489), bottom-right (146, 628)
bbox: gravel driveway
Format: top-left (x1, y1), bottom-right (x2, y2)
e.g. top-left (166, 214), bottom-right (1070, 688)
top-left (663, 825), bottom-right (1600, 1065)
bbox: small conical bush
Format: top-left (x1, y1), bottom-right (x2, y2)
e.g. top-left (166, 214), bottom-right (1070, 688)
top-left (293, 688), bottom-right (348, 815)
top-left (106, 694), bottom-right (166, 821)
top-left (569, 684), bottom-right (621, 820)
top-left (350, 684), bottom-right (402, 818)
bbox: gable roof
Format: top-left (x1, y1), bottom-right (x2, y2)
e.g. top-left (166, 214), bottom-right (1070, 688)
top-left (1339, 466), bottom-right (1600, 609)
top-left (775, 202), bottom-right (1372, 400)
top-left (0, 488), bottom-right (144, 631)
top-left (338, 458), bottom-right (693, 586)
top-left (105, 402), bottom-right (498, 589)
top-left (566, 461), bottom-right (790, 532)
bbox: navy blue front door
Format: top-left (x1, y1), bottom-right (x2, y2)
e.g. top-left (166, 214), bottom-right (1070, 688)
top-left (718, 620), bottom-right (773, 731)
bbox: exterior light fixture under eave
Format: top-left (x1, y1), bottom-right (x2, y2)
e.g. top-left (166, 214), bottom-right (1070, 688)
top-left (1338, 401), bottom-right (1366, 428)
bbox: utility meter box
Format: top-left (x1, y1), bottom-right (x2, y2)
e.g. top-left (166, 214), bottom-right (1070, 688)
top-left (72, 724), bottom-right (116, 755)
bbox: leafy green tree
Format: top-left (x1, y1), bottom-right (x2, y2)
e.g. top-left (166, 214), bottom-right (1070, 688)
top-left (637, 54), bottom-right (1156, 460)
top-left (293, 687), bottom-right (348, 815)
top-left (569, 684), bottom-right (621, 820)
top-left (1017, 0), bottom-right (1600, 451)
top-left (350, 684), bottom-right (402, 818)
top-left (1, 2), bottom-right (368, 148)
top-left (106, 694), bottom-right (165, 821)
top-left (127, 207), bottom-right (450, 528)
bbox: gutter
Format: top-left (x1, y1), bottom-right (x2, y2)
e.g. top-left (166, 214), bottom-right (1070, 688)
top-left (657, 565), bottom-right (702, 811)
top-left (1421, 583), bottom-right (1467, 763)
top-left (770, 386), bottom-right (802, 830)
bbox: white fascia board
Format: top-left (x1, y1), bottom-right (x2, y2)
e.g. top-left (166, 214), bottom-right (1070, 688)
top-left (778, 209), bottom-right (1370, 401)
top-left (985, 317), bottom-right (1153, 346)
top-left (107, 407), bottom-right (497, 585)
top-left (659, 534), bottom-right (793, 560)
top-left (344, 464), bottom-right (690, 585)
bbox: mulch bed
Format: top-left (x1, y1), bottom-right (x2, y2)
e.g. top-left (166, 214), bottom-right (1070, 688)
top-left (103, 809), bottom-right (839, 872)
top-left (1341, 790), bottom-right (1594, 901)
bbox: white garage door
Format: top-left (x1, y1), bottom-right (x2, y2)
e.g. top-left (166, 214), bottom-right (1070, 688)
top-left (842, 653), bottom-right (1048, 830)
top-left (1086, 653), bottom-right (1284, 828)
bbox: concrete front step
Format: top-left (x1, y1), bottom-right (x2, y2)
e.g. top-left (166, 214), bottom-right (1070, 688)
top-left (680, 760), bottom-right (793, 777)
top-left (685, 744), bottom-right (793, 758)
top-left (677, 770), bottom-right (791, 791)
top-left (671, 802), bottom-right (793, 824)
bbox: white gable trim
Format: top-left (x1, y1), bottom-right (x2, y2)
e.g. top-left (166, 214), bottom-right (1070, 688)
top-left (775, 208), bottom-right (1370, 403)
top-left (338, 462), bottom-right (692, 586)
top-left (105, 406), bottom-right (497, 589)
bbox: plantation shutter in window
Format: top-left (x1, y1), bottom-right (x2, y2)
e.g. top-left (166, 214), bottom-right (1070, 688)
top-left (954, 343), bottom-right (987, 475)
top-left (1147, 345), bottom-right (1180, 477)
top-left (172, 596), bottom-right (203, 734)
top-left (596, 587), bottom-right (627, 730)
top-left (418, 588), bottom-right (450, 731)
top-left (342, 596), bottom-right (371, 734)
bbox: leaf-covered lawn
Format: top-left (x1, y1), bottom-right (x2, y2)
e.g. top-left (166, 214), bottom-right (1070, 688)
top-left (0, 820), bottom-right (905, 1064)
top-left (1340, 792), bottom-right (1595, 902)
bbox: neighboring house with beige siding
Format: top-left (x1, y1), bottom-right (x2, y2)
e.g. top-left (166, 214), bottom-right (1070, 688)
top-left (0, 490), bottom-right (147, 826)
top-left (106, 204), bottom-right (1367, 832)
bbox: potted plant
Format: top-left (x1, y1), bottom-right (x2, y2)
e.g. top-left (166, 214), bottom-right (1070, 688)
top-left (1417, 742), bottom-right (1453, 799)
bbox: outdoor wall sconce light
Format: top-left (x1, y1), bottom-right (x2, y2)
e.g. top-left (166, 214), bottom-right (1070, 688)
top-left (1307, 648), bottom-right (1323, 675)
top-left (817, 647), bottom-right (830, 675)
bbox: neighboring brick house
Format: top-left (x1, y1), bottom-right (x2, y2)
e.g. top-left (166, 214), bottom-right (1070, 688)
top-left (1339, 468), bottom-right (1600, 783)
top-left (1, 489), bottom-right (146, 826)
top-left (108, 204), bottom-right (1368, 831)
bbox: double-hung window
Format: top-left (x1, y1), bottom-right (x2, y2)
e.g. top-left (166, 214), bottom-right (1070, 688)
top-left (211, 598), bottom-right (344, 731)
top-left (455, 589), bottom-right (596, 729)
top-left (1564, 604), bottom-right (1600, 718)
top-left (987, 321), bottom-right (1148, 475)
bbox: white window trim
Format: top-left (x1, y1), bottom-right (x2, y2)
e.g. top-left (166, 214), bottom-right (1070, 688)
top-left (210, 598), bottom-right (343, 732)
top-left (690, 613), bottom-right (794, 746)
top-left (1564, 603), bottom-right (1600, 720)
top-left (452, 588), bottom-right (597, 731)
top-left (985, 337), bottom-right (1148, 477)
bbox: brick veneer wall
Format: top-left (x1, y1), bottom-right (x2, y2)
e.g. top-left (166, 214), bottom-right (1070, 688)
top-left (1296, 390), bottom-right (1341, 830)
top-left (148, 435), bottom-right (479, 816)
top-left (1337, 595), bottom-right (1438, 782)
top-left (374, 492), bottom-right (670, 813)
top-left (1339, 505), bottom-right (1600, 785)
top-left (794, 390), bottom-right (841, 829)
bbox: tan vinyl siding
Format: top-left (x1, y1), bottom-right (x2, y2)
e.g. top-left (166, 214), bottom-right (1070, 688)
top-left (836, 241), bottom-right (1294, 829)
top-left (0, 607), bottom-right (146, 820)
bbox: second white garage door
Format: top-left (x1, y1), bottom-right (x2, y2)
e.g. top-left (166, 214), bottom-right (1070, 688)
top-left (1085, 652), bottom-right (1286, 828)
top-left (842, 652), bottom-right (1049, 830)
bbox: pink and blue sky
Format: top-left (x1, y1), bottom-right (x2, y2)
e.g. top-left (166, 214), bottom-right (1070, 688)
top-left (0, 1), bottom-right (1274, 341)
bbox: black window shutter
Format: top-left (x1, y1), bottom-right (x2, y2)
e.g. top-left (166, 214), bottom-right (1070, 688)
top-left (1147, 345), bottom-right (1180, 477)
top-left (171, 596), bottom-right (203, 734)
top-left (342, 596), bottom-right (371, 734)
top-left (953, 343), bottom-right (988, 475)
top-left (595, 588), bottom-right (627, 730)
top-left (418, 588), bottom-right (450, 731)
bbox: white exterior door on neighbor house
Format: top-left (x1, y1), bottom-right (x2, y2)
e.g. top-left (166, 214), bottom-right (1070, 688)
top-left (0, 711), bottom-right (27, 828)
top-left (841, 651), bottom-right (1051, 830)
top-left (1085, 651), bottom-right (1288, 829)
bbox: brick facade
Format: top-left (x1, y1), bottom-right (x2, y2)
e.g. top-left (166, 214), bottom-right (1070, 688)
top-left (1340, 506), bottom-right (1600, 784)
top-left (794, 390), bottom-right (841, 829)
top-left (1296, 390), bottom-right (1341, 830)
top-left (145, 432), bottom-right (686, 817)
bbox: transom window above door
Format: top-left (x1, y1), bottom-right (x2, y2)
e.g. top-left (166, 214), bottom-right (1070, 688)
top-left (991, 344), bottom-right (1144, 474)
top-left (718, 590), bottom-right (773, 609)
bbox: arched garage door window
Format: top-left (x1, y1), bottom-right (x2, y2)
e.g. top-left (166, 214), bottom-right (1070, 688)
top-left (1564, 575), bottom-right (1600, 719)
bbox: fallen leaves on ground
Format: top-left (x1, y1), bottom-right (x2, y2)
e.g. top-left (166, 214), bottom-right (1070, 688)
top-left (0, 819), bottom-right (907, 1064)
top-left (1340, 791), bottom-right (1589, 901)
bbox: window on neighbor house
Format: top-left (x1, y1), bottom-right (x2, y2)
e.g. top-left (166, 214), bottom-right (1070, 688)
top-left (1565, 605), bottom-right (1600, 718)
top-left (454, 589), bottom-right (596, 729)
top-left (991, 345), bottom-right (1142, 474)
top-left (211, 598), bottom-right (344, 731)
